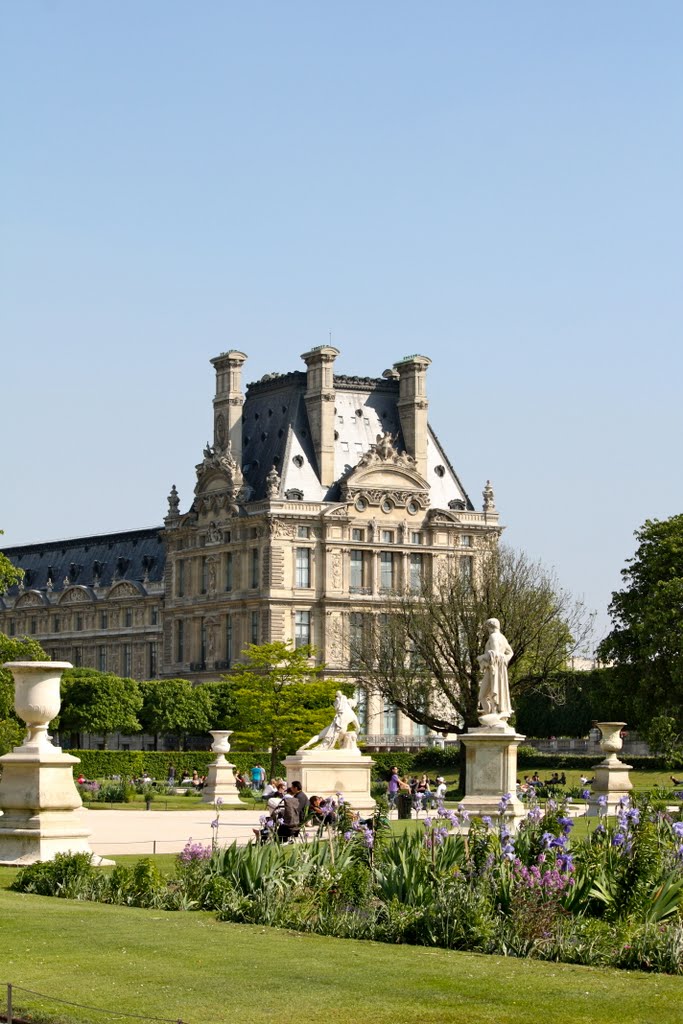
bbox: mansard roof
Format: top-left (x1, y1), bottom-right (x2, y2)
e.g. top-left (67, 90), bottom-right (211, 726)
top-left (3, 527), bottom-right (165, 596)
top-left (241, 369), bottom-right (473, 508)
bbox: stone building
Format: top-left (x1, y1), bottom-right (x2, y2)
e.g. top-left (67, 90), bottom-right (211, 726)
top-left (0, 347), bottom-right (501, 748)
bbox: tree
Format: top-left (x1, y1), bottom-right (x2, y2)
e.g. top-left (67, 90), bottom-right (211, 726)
top-left (0, 531), bottom-right (22, 594)
top-left (0, 632), bottom-right (48, 755)
top-left (598, 514), bottom-right (683, 732)
top-left (350, 542), bottom-right (592, 785)
top-left (139, 678), bottom-right (213, 750)
top-left (225, 642), bottom-right (349, 777)
top-left (59, 668), bottom-right (143, 749)
top-left (204, 679), bottom-right (238, 729)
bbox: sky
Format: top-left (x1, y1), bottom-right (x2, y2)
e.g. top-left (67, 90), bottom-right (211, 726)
top-left (2, 2), bottom-right (682, 647)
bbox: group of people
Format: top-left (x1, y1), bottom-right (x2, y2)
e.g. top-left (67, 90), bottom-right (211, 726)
top-left (387, 767), bottom-right (448, 813)
top-left (517, 772), bottom-right (567, 799)
top-left (253, 779), bottom-right (334, 843)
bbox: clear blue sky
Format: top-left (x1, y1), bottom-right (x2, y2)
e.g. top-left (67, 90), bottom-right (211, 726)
top-left (2, 2), bottom-right (682, 645)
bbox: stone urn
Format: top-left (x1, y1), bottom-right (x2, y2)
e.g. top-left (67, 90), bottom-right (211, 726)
top-left (596, 722), bottom-right (626, 761)
top-left (209, 730), bottom-right (233, 763)
top-left (4, 661), bottom-right (72, 751)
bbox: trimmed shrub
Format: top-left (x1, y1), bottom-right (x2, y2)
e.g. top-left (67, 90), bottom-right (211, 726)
top-left (68, 749), bottom-right (285, 782)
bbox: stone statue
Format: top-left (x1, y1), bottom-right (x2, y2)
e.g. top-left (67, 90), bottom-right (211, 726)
top-left (265, 464), bottom-right (280, 498)
top-left (167, 484), bottom-right (180, 516)
top-left (477, 617), bottom-right (513, 725)
top-left (482, 480), bottom-right (496, 513)
top-left (299, 691), bottom-right (361, 751)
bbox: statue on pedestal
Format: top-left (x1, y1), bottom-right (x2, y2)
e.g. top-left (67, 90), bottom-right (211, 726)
top-left (299, 691), bottom-right (361, 751)
top-left (477, 617), bottom-right (513, 726)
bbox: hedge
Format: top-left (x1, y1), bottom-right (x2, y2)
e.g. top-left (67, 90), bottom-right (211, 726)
top-left (70, 750), bottom-right (286, 781)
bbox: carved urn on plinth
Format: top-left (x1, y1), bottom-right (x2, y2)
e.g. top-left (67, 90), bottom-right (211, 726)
top-left (201, 730), bottom-right (241, 806)
top-left (0, 662), bottom-right (93, 864)
top-left (587, 721), bottom-right (633, 816)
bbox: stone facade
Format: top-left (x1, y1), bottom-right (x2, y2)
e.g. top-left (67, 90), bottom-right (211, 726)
top-left (0, 347), bottom-right (501, 747)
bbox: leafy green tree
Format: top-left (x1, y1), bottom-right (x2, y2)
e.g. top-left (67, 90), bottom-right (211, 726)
top-left (0, 531), bottom-right (22, 594)
top-left (226, 642), bottom-right (349, 777)
top-left (0, 633), bottom-right (50, 755)
top-left (645, 715), bottom-right (682, 769)
top-left (598, 514), bottom-right (683, 731)
top-left (204, 679), bottom-right (238, 729)
top-left (59, 668), bottom-right (143, 749)
top-left (139, 678), bottom-right (213, 750)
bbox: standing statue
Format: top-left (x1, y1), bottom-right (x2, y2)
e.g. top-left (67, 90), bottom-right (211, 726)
top-left (299, 691), bottom-right (361, 751)
top-left (477, 618), bottom-right (513, 724)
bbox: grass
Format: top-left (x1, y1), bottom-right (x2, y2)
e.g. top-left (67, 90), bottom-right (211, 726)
top-left (1, 878), bottom-right (683, 1024)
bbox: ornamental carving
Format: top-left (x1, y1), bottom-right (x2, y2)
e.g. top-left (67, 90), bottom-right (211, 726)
top-left (59, 588), bottom-right (92, 605)
top-left (343, 486), bottom-right (429, 508)
top-left (270, 520), bottom-right (296, 539)
top-left (195, 440), bottom-right (246, 508)
top-left (331, 550), bottom-right (342, 589)
top-left (206, 521), bottom-right (223, 545)
top-left (356, 431), bottom-right (417, 470)
top-left (207, 555), bottom-right (218, 596)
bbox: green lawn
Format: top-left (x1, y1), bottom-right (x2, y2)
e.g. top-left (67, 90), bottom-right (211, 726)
top-left (1, 881), bottom-right (682, 1024)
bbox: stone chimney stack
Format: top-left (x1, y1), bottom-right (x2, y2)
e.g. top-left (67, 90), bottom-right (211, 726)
top-left (301, 345), bottom-right (340, 488)
top-left (394, 354), bottom-right (432, 479)
top-left (210, 350), bottom-right (247, 462)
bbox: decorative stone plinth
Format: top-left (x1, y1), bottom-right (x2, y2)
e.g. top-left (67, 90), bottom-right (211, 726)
top-left (587, 721), bottom-right (633, 816)
top-left (0, 662), bottom-right (93, 865)
top-left (201, 730), bottom-right (241, 806)
top-left (459, 725), bottom-right (526, 829)
top-left (283, 749), bottom-right (375, 813)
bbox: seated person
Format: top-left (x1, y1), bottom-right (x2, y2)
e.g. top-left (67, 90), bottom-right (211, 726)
top-left (277, 791), bottom-right (303, 841)
top-left (308, 795), bottom-right (337, 827)
top-left (262, 778), bottom-right (279, 799)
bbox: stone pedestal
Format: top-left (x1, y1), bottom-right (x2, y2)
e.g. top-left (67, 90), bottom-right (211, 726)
top-left (459, 725), bottom-right (526, 828)
top-left (201, 730), bottom-right (242, 806)
top-left (0, 661), bottom-right (93, 865)
top-left (283, 749), bottom-right (375, 813)
top-left (587, 721), bottom-right (633, 816)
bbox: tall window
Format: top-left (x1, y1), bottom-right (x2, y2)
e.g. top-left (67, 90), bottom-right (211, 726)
top-left (349, 612), bottom-right (365, 666)
top-left (53, 616), bottom-right (61, 633)
top-left (98, 645), bottom-right (107, 672)
top-left (411, 531), bottom-right (422, 545)
top-left (73, 647), bottom-right (82, 667)
top-left (124, 608), bottom-right (133, 627)
top-left (150, 606), bottom-right (159, 626)
top-left (201, 556), bottom-right (208, 594)
top-left (350, 550), bottom-right (364, 590)
top-left (381, 530), bottom-right (393, 544)
top-left (30, 618), bottom-right (37, 635)
top-left (295, 548), bottom-right (311, 588)
top-left (251, 549), bottom-right (259, 588)
top-left (177, 560), bottom-right (185, 597)
top-left (297, 525), bottom-right (310, 538)
top-left (225, 615), bottom-right (233, 666)
top-left (8, 620), bottom-right (15, 636)
top-left (409, 553), bottom-right (423, 593)
top-left (251, 610), bottom-right (259, 644)
top-left (122, 643), bottom-right (132, 677)
top-left (75, 613), bottom-right (83, 631)
top-left (100, 611), bottom-right (108, 629)
top-left (351, 528), bottom-right (364, 542)
top-left (200, 620), bottom-right (207, 665)
top-left (177, 620), bottom-right (185, 662)
top-left (295, 610), bottom-right (311, 648)
top-left (461, 535), bottom-right (473, 547)
top-left (354, 686), bottom-right (368, 733)
top-left (225, 552), bottom-right (233, 592)
top-left (379, 552), bottom-right (394, 591)
top-left (383, 700), bottom-right (398, 736)
top-left (460, 556), bottom-right (473, 583)
top-left (149, 642), bottom-right (157, 678)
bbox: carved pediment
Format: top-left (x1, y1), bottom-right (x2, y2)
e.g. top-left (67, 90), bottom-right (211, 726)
top-left (341, 432), bottom-right (430, 507)
top-left (108, 581), bottom-right (145, 599)
top-left (58, 586), bottom-right (94, 605)
top-left (427, 509), bottom-right (463, 527)
top-left (15, 590), bottom-right (49, 608)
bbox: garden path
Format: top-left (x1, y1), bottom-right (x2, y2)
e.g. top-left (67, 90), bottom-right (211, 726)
top-left (82, 806), bottom-right (261, 856)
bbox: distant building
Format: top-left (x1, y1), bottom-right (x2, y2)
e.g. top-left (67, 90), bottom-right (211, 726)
top-left (0, 347), bottom-right (501, 748)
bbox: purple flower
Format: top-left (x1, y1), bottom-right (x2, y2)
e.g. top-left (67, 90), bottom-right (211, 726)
top-left (498, 793), bottom-right (511, 814)
top-left (211, 818), bottom-right (219, 830)
top-left (526, 806), bottom-right (543, 823)
top-left (611, 832), bottom-right (625, 847)
top-left (179, 839), bottom-right (211, 862)
top-left (215, 797), bottom-right (224, 807)
top-left (541, 831), bottom-right (555, 849)
top-left (581, 789), bottom-right (591, 800)
top-left (672, 822), bottom-right (683, 839)
top-left (481, 816), bottom-right (492, 828)
top-left (343, 830), bottom-right (353, 841)
top-left (557, 816), bottom-right (574, 836)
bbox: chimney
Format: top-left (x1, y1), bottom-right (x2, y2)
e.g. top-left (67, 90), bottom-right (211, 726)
top-left (301, 345), bottom-right (340, 488)
top-left (210, 350), bottom-right (247, 462)
top-left (394, 354), bottom-right (432, 478)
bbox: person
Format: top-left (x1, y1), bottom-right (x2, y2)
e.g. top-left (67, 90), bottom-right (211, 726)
top-left (308, 795), bottom-right (336, 828)
top-left (476, 617), bottom-right (513, 721)
top-left (234, 771), bottom-right (247, 791)
top-left (559, 773), bottom-right (566, 786)
top-left (191, 769), bottom-right (200, 788)
top-left (435, 776), bottom-right (447, 803)
top-left (416, 773), bottom-right (434, 810)
top-left (77, 773), bottom-right (85, 785)
top-left (289, 780), bottom-right (309, 823)
top-left (387, 767), bottom-right (401, 812)
top-left (263, 778), bottom-right (278, 799)
top-left (180, 770), bottom-right (191, 785)
top-left (167, 765), bottom-right (176, 785)
top-left (250, 764), bottom-right (266, 790)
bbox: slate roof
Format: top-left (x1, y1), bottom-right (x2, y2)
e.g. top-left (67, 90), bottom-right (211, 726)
top-left (241, 370), bottom-right (472, 508)
top-left (2, 527), bottom-right (165, 596)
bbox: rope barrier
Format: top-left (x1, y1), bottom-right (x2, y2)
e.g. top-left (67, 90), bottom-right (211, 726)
top-left (4, 982), bottom-right (188, 1023)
